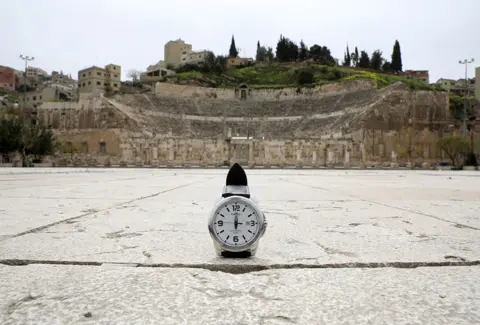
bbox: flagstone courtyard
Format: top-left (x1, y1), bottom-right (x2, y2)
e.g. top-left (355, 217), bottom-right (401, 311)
top-left (0, 168), bottom-right (479, 324)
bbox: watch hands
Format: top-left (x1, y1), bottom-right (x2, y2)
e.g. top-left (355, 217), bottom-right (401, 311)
top-left (234, 215), bottom-right (238, 230)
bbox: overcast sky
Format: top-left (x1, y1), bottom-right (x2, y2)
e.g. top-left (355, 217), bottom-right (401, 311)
top-left (1, 0), bottom-right (478, 83)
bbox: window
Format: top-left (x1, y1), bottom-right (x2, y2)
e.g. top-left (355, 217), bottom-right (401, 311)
top-left (83, 73), bottom-right (86, 77)
top-left (99, 142), bottom-right (106, 154)
top-left (97, 81), bottom-right (101, 85)
top-left (113, 67), bottom-right (116, 70)
top-left (114, 74), bottom-right (118, 78)
top-left (104, 74), bottom-right (107, 77)
top-left (88, 81), bottom-right (91, 85)
top-left (97, 72), bottom-right (101, 76)
top-left (39, 96), bottom-right (42, 100)
top-left (83, 83), bottom-right (86, 87)
top-left (114, 83), bottom-right (118, 87)
top-left (88, 72), bottom-right (91, 75)
top-left (104, 83), bottom-right (107, 86)
top-left (33, 96), bottom-right (36, 100)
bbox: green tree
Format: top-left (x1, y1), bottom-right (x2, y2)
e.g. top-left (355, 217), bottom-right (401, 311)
top-left (0, 117), bottom-right (55, 165)
top-left (229, 35), bottom-right (239, 57)
top-left (299, 40), bottom-right (309, 61)
top-left (391, 40), bottom-right (403, 73)
top-left (296, 70), bottom-right (314, 85)
top-left (342, 44), bottom-right (351, 67)
top-left (255, 41), bottom-right (267, 62)
top-left (265, 47), bottom-right (274, 62)
top-left (437, 136), bottom-right (470, 167)
top-left (370, 50), bottom-right (384, 70)
top-left (357, 50), bottom-right (370, 68)
top-left (0, 118), bottom-right (23, 161)
top-left (309, 44), bottom-right (335, 65)
top-left (275, 34), bottom-right (299, 62)
top-left (382, 61), bottom-right (393, 72)
top-left (203, 51), bottom-right (227, 74)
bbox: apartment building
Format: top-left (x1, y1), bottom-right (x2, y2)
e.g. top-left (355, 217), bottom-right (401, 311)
top-left (0, 66), bottom-right (16, 92)
top-left (165, 39), bottom-right (192, 67)
top-left (140, 62), bottom-right (175, 85)
top-left (436, 78), bottom-right (456, 91)
top-left (227, 56), bottom-right (250, 68)
top-left (26, 66), bottom-right (48, 79)
top-left (77, 64), bottom-right (121, 93)
top-left (403, 70), bottom-right (429, 84)
top-left (181, 50), bottom-right (209, 65)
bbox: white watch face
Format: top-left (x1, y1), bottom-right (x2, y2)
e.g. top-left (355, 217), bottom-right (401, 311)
top-left (212, 199), bottom-right (261, 248)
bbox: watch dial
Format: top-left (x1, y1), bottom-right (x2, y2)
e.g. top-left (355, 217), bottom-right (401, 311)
top-left (213, 200), bottom-right (260, 247)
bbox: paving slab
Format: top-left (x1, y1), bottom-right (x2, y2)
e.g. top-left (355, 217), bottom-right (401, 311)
top-left (1, 168), bottom-right (479, 324)
top-left (0, 169), bottom-right (479, 266)
top-left (0, 264), bottom-right (479, 325)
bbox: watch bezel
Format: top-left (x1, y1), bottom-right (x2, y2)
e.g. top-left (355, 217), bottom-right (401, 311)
top-left (208, 195), bottom-right (265, 253)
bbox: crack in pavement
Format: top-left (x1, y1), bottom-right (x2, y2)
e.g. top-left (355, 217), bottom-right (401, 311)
top-left (283, 179), bottom-right (480, 231)
top-left (1, 177), bottom-right (214, 242)
top-left (362, 199), bottom-right (480, 231)
top-left (1, 259), bottom-right (479, 274)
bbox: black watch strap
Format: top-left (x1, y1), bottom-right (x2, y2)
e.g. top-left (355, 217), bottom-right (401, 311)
top-left (221, 250), bottom-right (252, 258)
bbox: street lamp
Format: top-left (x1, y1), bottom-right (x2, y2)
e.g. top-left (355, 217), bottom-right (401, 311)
top-left (458, 58), bottom-right (474, 137)
top-left (19, 54), bottom-right (34, 125)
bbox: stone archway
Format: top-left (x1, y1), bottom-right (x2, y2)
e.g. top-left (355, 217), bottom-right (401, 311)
top-left (235, 83), bottom-right (249, 100)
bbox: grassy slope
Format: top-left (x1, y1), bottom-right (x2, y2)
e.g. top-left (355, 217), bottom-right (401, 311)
top-left (171, 63), bottom-right (443, 91)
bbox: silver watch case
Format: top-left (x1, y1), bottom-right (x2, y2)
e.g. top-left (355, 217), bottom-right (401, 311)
top-left (208, 192), bottom-right (267, 256)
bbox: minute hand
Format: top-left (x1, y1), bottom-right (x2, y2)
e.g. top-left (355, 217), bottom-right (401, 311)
top-left (234, 215), bottom-right (238, 230)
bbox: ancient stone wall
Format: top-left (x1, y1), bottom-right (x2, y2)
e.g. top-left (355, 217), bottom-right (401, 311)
top-left (27, 80), bottom-right (480, 168)
top-left (154, 79), bottom-right (375, 101)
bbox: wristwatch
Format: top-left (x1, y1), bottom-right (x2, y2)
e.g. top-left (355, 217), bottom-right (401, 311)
top-left (208, 163), bottom-right (267, 257)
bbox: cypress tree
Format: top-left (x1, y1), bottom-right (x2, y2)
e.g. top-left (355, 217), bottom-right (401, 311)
top-left (391, 40), bottom-right (403, 73)
top-left (229, 35), bottom-right (239, 57)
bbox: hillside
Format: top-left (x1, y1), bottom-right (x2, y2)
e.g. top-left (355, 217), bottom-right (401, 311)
top-left (167, 62), bottom-right (442, 92)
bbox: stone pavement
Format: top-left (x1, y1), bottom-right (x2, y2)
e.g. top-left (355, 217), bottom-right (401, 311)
top-left (0, 168), bottom-right (479, 324)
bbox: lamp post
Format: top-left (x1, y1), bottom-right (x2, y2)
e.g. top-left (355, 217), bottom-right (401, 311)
top-left (19, 54), bottom-right (34, 125)
top-left (458, 58), bottom-right (474, 137)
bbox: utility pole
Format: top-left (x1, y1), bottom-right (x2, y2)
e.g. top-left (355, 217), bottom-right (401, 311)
top-left (458, 58), bottom-right (474, 137)
top-left (19, 54), bottom-right (34, 125)
top-left (19, 54), bottom-right (34, 168)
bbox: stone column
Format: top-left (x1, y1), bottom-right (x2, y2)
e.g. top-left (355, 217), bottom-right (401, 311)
top-left (295, 146), bottom-right (303, 168)
top-left (248, 143), bottom-right (255, 168)
top-left (184, 142), bottom-right (192, 168)
top-left (167, 142), bottom-right (175, 168)
top-left (151, 147), bottom-right (158, 167)
top-left (343, 150), bottom-right (350, 168)
top-left (327, 150), bottom-right (335, 168)
top-left (390, 150), bottom-right (399, 168)
top-left (264, 144), bottom-right (270, 167)
top-left (360, 143), bottom-right (366, 169)
top-left (312, 151), bottom-right (317, 168)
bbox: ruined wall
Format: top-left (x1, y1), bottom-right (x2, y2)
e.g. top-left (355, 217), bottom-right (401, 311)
top-left (31, 81), bottom-right (480, 168)
top-left (154, 79), bottom-right (375, 101)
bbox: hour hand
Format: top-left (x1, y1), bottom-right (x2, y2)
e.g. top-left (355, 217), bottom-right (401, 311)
top-left (234, 215), bottom-right (238, 229)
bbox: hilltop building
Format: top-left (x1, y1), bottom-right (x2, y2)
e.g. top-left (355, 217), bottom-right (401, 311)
top-left (403, 70), bottom-right (429, 84)
top-left (0, 66), bottom-right (16, 92)
top-left (77, 64), bottom-right (121, 93)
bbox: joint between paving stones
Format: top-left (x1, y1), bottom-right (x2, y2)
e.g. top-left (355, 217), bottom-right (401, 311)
top-left (1, 259), bottom-right (479, 275)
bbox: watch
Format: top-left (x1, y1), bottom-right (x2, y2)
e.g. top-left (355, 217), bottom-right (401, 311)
top-left (208, 163), bottom-right (267, 258)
